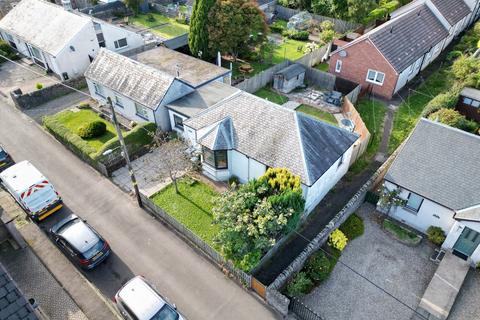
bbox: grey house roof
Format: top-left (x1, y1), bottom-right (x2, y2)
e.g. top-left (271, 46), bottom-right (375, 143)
top-left (455, 206), bottom-right (480, 222)
top-left (460, 87), bottom-right (480, 101)
top-left (0, 0), bottom-right (92, 56)
top-left (430, 0), bottom-right (471, 26)
top-left (275, 63), bottom-right (306, 81)
top-left (0, 263), bottom-right (38, 320)
top-left (185, 92), bottom-right (358, 185)
top-left (385, 118), bottom-right (480, 211)
top-left (369, 4), bottom-right (449, 72)
top-left (133, 46), bottom-right (230, 88)
top-left (85, 48), bottom-right (177, 109)
top-left (166, 81), bottom-right (239, 118)
top-left (200, 118), bottom-right (235, 150)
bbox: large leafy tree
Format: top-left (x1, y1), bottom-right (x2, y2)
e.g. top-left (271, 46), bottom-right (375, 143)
top-left (189, 0), bottom-right (216, 59)
top-left (347, 0), bottom-right (377, 23)
top-left (207, 0), bottom-right (268, 60)
top-left (213, 168), bottom-right (305, 272)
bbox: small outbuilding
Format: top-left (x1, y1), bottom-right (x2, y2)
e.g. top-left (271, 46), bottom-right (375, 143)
top-left (457, 87), bottom-right (480, 122)
top-left (273, 63), bottom-right (306, 94)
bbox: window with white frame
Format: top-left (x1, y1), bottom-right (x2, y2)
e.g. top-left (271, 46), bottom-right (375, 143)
top-left (93, 83), bottom-right (105, 97)
top-left (335, 60), bottom-right (342, 73)
top-left (114, 95), bottom-right (124, 108)
top-left (30, 46), bottom-right (43, 61)
top-left (366, 69), bottom-right (385, 85)
top-left (173, 114), bottom-right (184, 130)
top-left (405, 192), bottom-right (423, 212)
top-left (135, 103), bottom-right (149, 120)
top-left (114, 38), bottom-right (128, 49)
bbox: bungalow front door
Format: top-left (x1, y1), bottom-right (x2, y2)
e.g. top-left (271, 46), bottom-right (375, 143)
top-left (453, 227), bottom-right (480, 260)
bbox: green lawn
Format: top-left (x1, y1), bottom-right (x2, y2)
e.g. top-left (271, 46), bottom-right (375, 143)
top-left (314, 62), bottom-right (329, 72)
top-left (383, 219), bottom-right (422, 246)
top-left (129, 13), bottom-right (189, 39)
top-left (296, 104), bottom-right (338, 126)
top-left (254, 87), bottom-right (289, 105)
top-left (355, 98), bottom-right (387, 157)
top-left (388, 68), bottom-right (453, 154)
top-left (51, 109), bottom-right (118, 151)
top-left (150, 178), bottom-right (220, 247)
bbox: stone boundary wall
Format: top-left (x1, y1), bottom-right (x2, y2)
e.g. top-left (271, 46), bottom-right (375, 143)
top-left (10, 77), bottom-right (87, 110)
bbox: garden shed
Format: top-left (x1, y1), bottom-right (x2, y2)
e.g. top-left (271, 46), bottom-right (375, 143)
top-left (273, 63), bottom-right (306, 94)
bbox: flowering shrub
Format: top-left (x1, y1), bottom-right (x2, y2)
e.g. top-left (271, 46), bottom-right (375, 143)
top-left (328, 229), bottom-right (348, 251)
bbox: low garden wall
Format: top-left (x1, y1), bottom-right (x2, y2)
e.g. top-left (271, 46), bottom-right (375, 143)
top-left (10, 77), bottom-right (87, 110)
top-left (275, 5), bottom-right (360, 33)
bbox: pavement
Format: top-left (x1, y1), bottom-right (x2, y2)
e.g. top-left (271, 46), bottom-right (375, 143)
top-left (0, 190), bottom-right (116, 320)
top-left (0, 97), bottom-right (278, 320)
top-left (301, 204), bottom-right (437, 320)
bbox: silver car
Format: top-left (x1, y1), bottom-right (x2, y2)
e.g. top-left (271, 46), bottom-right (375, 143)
top-left (114, 276), bottom-right (185, 320)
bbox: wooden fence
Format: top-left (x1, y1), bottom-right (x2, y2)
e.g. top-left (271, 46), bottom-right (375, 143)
top-left (304, 67), bottom-right (336, 90)
top-left (342, 97), bottom-right (371, 165)
top-left (275, 5), bottom-right (360, 33)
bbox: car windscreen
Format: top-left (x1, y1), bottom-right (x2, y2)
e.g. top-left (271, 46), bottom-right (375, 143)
top-left (151, 304), bottom-right (179, 320)
top-left (82, 239), bottom-right (103, 259)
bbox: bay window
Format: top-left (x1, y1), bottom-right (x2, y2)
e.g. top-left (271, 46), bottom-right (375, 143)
top-left (203, 147), bottom-right (228, 169)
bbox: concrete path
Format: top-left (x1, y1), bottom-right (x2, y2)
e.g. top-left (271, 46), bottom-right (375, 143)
top-left (282, 101), bottom-right (301, 110)
top-left (416, 252), bottom-right (470, 320)
top-left (0, 96), bottom-right (278, 320)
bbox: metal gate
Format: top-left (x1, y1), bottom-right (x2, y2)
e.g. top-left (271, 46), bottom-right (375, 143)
top-left (251, 277), bottom-right (266, 300)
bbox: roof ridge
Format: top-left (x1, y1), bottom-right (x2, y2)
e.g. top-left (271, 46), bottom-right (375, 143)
top-left (294, 112), bottom-right (311, 186)
top-left (184, 90), bottom-right (242, 126)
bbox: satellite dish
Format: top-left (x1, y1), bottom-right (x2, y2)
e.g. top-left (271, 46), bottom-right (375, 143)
top-left (339, 50), bottom-right (347, 57)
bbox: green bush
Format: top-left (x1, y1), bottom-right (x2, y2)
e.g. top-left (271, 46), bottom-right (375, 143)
top-left (0, 40), bottom-right (17, 62)
top-left (428, 108), bottom-right (479, 133)
top-left (304, 251), bottom-right (331, 284)
top-left (77, 102), bottom-right (90, 109)
top-left (270, 21), bottom-right (286, 33)
top-left (77, 120), bottom-right (107, 139)
top-left (146, 14), bottom-right (156, 22)
top-left (285, 272), bottom-right (314, 297)
top-left (426, 226), bottom-right (446, 245)
top-left (36, 83), bottom-right (43, 90)
top-left (283, 30), bottom-right (309, 41)
top-left (228, 175), bottom-right (240, 186)
top-left (328, 229), bottom-right (348, 251)
top-left (339, 213), bottom-right (364, 240)
top-left (447, 50), bottom-right (462, 62)
top-left (422, 90), bottom-right (459, 117)
top-left (43, 116), bottom-right (97, 158)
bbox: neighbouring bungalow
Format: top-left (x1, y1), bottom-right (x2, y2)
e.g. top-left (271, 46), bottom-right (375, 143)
top-left (0, 0), bottom-right (144, 80)
top-left (84, 48), bottom-right (231, 130)
top-left (456, 87), bottom-right (480, 123)
top-left (380, 118), bottom-right (480, 265)
top-left (183, 91), bottom-right (359, 213)
top-left (329, 0), bottom-right (474, 99)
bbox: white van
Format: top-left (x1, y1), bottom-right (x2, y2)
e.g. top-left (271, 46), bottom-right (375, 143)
top-left (0, 161), bottom-right (62, 221)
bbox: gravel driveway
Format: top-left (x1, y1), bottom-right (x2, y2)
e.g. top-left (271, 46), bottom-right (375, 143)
top-left (301, 203), bottom-right (437, 320)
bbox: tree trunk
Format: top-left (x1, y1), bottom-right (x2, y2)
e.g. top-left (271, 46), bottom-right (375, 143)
top-left (171, 172), bottom-right (179, 194)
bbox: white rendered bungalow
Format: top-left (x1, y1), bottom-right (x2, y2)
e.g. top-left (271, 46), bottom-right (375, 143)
top-left (183, 91), bottom-right (359, 213)
top-left (0, 0), bottom-right (144, 80)
top-left (380, 119), bottom-right (480, 265)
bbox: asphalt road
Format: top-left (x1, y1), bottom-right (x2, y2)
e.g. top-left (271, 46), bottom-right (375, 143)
top-left (0, 99), bottom-right (278, 320)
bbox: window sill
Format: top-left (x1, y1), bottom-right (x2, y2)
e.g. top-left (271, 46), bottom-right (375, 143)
top-left (115, 103), bottom-right (124, 108)
top-left (365, 79), bottom-right (384, 86)
top-left (174, 125), bottom-right (184, 131)
top-left (135, 113), bottom-right (149, 121)
top-left (95, 92), bottom-right (106, 99)
top-left (203, 162), bottom-right (228, 171)
top-left (402, 206), bottom-right (419, 215)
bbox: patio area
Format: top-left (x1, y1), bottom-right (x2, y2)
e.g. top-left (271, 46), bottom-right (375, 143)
top-left (301, 203), bottom-right (438, 320)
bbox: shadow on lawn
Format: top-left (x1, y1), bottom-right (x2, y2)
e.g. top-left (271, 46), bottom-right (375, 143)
top-left (178, 192), bottom-right (213, 217)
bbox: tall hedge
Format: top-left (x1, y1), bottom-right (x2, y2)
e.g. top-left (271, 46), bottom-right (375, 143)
top-left (188, 0), bottom-right (216, 59)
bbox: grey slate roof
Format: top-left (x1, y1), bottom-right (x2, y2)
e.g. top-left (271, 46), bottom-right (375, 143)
top-left (369, 4), bottom-right (449, 72)
top-left (460, 87), bottom-right (480, 101)
top-left (200, 118), bottom-right (234, 150)
top-left (430, 0), bottom-right (471, 26)
top-left (0, 263), bottom-right (38, 320)
top-left (166, 81), bottom-right (239, 118)
top-left (185, 92), bottom-right (358, 185)
top-left (133, 46), bottom-right (230, 88)
top-left (275, 63), bottom-right (306, 81)
top-left (385, 118), bottom-right (480, 211)
top-left (0, 0), bottom-right (92, 56)
top-left (85, 48), bottom-right (177, 109)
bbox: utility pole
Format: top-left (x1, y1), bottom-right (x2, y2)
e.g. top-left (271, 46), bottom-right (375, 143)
top-left (106, 97), bottom-right (143, 208)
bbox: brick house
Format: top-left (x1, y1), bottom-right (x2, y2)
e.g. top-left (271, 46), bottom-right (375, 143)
top-left (329, 1), bottom-right (473, 99)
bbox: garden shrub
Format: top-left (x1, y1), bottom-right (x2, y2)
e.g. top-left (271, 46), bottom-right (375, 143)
top-left (304, 251), bottom-right (331, 284)
top-left (339, 213), bottom-right (364, 240)
top-left (77, 102), bottom-right (90, 109)
top-left (422, 90), bottom-right (459, 117)
top-left (36, 83), bottom-right (43, 90)
top-left (0, 40), bottom-right (18, 62)
top-left (285, 272), bottom-right (314, 297)
top-left (270, 21), bottom-right (285, 34)
top-left (228, 175), bottom-right (240, 186)
top-left (328, 229), bottom-right (348, 251)
top-left (426, 226), bottom-right (446, 245)
top-left (77, 120), bottom-right (107, 139)
top-left (146, 14), bottom-right (156, 22)
top-left (428, 108), bottom-right (479, 133)
top-left (446, 50), bottom-right (462, 62)
top-left (284, 30), bottom-right (309, 41)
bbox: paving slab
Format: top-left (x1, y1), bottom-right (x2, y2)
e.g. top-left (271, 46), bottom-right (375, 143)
top-left (418, 251), bottom-right (470, 320)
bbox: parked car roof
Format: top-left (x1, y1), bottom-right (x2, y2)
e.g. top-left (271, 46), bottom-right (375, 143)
top-left (57, 216), bottom-right (99, 253)
top-left (118, 277), bottom-right (168, 320)
top-left (0, 160), bottom-right (47, 193)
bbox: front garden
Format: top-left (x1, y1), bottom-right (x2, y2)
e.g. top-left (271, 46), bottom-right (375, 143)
top-left (129, 12), bottom-right (189, 39)
top-left (43, 106), bottom-right (156, 163)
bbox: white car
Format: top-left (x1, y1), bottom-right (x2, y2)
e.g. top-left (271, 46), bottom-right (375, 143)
top-left (114, 276), bottom-right (185, 320)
